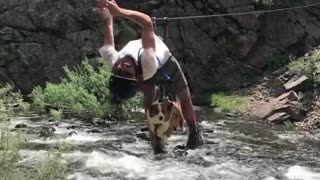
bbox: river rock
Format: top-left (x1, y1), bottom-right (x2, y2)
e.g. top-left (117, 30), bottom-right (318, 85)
top-left (136, 132), bottom-right (150, 141)
top-left (267, 112), bottom-right (290, 123)
top-left (140, 126), bottom-right (149, 132)
top-left (15, 123), bottom-right (28, 129)
top-left (284, 75), bottom-right (310, 92)
top-left (68, 131), bottom-right (78, 136)
top-left (86, 129), bottom-right (102, 133)
top-left (254, 90), bottom-right (307, 122)
top-left (39, 126), bottom-right (56, 138)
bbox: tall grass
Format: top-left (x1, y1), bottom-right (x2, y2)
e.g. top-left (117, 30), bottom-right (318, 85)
top-left (0, 85), bottom-right (67, 180)
top-left (211, 92), bottom-right (250, 112)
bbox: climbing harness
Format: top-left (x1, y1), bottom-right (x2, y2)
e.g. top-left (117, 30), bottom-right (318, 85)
top-left (150, 16), bottom-right (174, 102)
top-left (137, 45), bottom-right (171, 102)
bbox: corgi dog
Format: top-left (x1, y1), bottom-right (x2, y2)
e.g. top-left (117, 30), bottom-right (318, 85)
top-left (146, 98), bottom-right (185, 141)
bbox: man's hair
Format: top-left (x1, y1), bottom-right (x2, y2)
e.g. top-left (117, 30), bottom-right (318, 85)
top-left (108, 55), bottom-right (138, 104)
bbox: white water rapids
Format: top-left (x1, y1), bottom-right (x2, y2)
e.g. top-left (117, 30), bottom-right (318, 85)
top-left (10, 112), bottom-right (320, 180)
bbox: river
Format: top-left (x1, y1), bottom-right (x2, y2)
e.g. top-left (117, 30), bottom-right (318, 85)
top-left (9, 108), bottom-right (320, 180)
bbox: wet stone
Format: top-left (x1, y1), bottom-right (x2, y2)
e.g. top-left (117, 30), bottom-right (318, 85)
top-left (86, 129), bottom-right (102, 133)
top-left (203, 129), bottom-right (214, 133)
top-left (92, 118), bottom-right (110, 127)
top-left (173, 149), bottom-right (188, 156)
top-left (122, 137), bottom-right (137, 143)
top-left (137, 132), bottom-right (150, 141)
top-left (140, 126), bottom-right (149, 132)
top-left (68, 131), bottom-right (77, 136)
top-left (226, 112), bottom-right (239, 117)
top-left (15, 123), bottom-right (28, 128)
top-left (204, 140), bottom-right (218, 144)
top-left (39, 126), bottom-right (56, 137)
top-left (67, 125), bottom-right (78, 130)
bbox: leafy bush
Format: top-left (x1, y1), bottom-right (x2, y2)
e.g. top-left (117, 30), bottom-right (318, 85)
top-left (31, 58), bottom-right (143, 121)
top-left (288, 49), bottom-right (320, 86)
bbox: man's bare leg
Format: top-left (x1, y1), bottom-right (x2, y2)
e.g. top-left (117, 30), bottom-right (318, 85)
top-left (176, 87), bottom-right (204, 149)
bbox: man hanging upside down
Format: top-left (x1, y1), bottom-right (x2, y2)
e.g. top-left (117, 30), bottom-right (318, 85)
top-left (97, 0), bottom-right (204, 154)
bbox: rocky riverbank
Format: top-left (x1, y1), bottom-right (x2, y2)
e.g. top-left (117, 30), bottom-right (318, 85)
top-left (235, 48), bottom-right (320, 130)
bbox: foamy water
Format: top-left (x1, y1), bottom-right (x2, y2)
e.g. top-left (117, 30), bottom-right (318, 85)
top-left (285, 165), bottom-right (320, 180)
top-left (12, 113), bottom-right (320, 180)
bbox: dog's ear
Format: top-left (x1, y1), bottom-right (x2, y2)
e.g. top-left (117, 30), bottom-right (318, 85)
top-left (148, 104), bottom-right (159, 116)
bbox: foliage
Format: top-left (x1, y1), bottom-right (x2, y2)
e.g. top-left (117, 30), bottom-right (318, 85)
top-left (0, 85), bottom-right (29, 180)
top-left (31, 58), bottom-right (143, 121)
top-left (50, 109), bottom-right (63, 122)
top-left (0, 121), bottom-right (25, 180)
top-left (288, 49), bottom-right (320, 87)
top-left (254, 0), bottom-right (274, 10)
top-left (0, 84), bottom-right (30, 118)
top-left (267, 54), bottom-right (292, 71)
top-left (283, 121), bottom-right (303, 134)
top-left (0, 85), bottom-right (66, 180)
top-left (211, 92), bottom-right (250, 112)
top-left (31, 146), bottom-right (67, 180)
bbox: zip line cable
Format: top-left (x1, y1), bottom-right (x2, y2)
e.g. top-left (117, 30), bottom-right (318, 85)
top-left (153, 2), bottom-right (320, 21)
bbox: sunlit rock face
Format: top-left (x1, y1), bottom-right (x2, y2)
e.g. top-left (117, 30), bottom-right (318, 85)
top-left (0, 0), bottom-right (319, 94)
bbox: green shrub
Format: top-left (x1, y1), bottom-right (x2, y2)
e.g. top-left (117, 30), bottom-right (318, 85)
top-left (267, 54), bottom-right (292, 71)
top-left (50, 109), bottom-right (63, 122)
top-left (211, 92), bottom-right (250, 112)
top-left (288, 49), bottom-right (320, 86)
top-left (0, 121), bottom-right (25, 180)
top-left (0, 85), bottom-right (67, 180)
top-left (0, 126), bottom-right (67, 180)
top-left (31, 58), bottom-right (143, 121)
top-left (0, 84), bottom-right (30, 119)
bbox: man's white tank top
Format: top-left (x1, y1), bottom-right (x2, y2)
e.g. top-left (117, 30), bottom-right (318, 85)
top-left (118, 35), bottom-right (172, 68)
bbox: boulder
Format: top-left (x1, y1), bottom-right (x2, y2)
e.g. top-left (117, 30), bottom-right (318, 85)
top-left (267, 112), bottom-right (290, 123)
top-left (254, 90), bottom-right (307, 122)
top-left (284, 75), bottom-right (310, 92)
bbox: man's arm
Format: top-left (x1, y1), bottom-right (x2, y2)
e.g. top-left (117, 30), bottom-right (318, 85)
top-left (107, 0), bottom-right (156, 50)
top-left (98, 0), bottom-right (114, 47)
top-left (103, 14), bottom-right (115, 47)
top-left (98, 1), bottom-right (118, 68)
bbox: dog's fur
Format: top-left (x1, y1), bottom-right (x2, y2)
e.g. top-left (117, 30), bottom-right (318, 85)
top-left (146, 98), bottom-right (184, 141)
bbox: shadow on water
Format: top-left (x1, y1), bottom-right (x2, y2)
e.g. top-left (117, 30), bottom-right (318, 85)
top-left (8, 108), bottom-right (320, 180)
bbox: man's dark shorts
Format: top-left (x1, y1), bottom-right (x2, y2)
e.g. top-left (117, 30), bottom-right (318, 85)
top-left (142, 56), bottom-right (188, 96)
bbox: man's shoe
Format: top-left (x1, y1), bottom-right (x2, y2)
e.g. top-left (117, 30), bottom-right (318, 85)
top-left (186, 126), bottom-right (204, 149)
